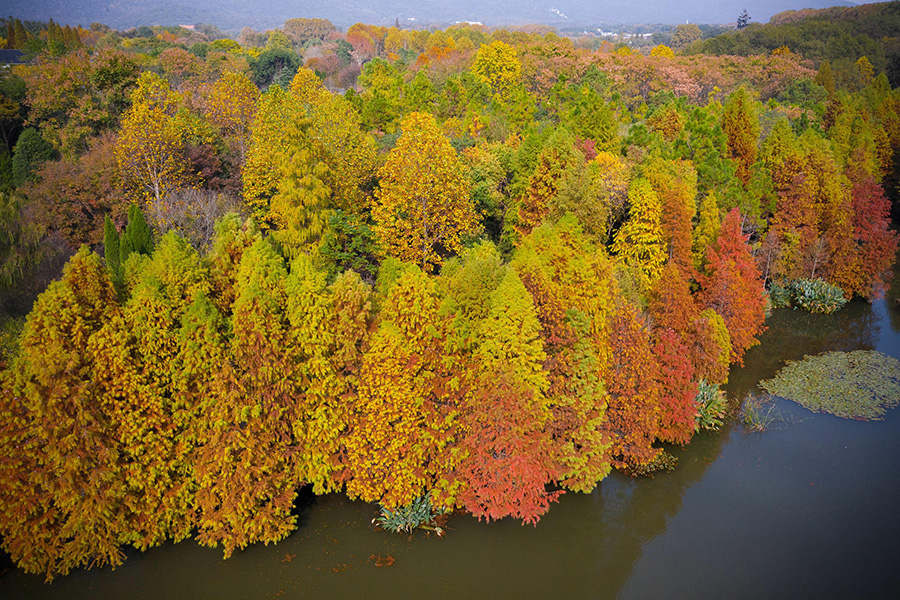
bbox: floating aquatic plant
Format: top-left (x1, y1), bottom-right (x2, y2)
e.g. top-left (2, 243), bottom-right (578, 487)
top-left (760, 350), bottom-right (900, 420)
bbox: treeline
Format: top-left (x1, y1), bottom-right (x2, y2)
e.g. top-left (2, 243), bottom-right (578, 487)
top-left (690, 1), bottom-right (900, 86)
top-left (0, 15), bottom-right (898, 582)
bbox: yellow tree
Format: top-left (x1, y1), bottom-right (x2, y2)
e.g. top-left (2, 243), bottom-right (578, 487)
top-left (723, 86), bottom-right (760, 185)
top-left (195, 238), bottom-right (301, 558)
top-left (343, 266), bottom-right (462, 509)
top-left (267, 119), bottom-right (333, 258)
top-left (373, 112), bottom-right (475, 270)
top-left (471, 40), bottom-right (521, 97)
top-left (206, 70), bottom-right (260, 160)
top-left (115, 72), bottom-right (193, 207)
top-left (289, 68), bottom-right (376, 211)
top-left (0, 249), bottom-right (126, 581)
top-left (243, 71), bottom-right (375, 217)
top-left (92, 233), bottom-right (210, 551)
top-left (692, 191), bottom-right (721, 268)
top-left (611, 179), bottom-right (667, 291)
top-left (285, 255), bottom-right (342, 494)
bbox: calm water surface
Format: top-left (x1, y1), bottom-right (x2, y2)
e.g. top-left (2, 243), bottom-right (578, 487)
top-left (2, 270), bottom-right (899, 599)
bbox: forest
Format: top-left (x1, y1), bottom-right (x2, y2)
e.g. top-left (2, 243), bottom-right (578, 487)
top-left (0, 4), bottom-right (897, 583)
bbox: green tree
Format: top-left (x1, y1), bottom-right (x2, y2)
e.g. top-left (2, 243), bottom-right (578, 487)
top-left (11, 127), bottom-right (57, 186)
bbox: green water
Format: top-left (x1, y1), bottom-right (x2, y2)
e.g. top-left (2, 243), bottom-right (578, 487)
top-left (2, 277), bottom-right (899, 599)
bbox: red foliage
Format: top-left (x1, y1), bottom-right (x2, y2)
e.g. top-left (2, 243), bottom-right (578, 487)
top-left (653, 328), bottom-right (698, 445)
top-left (457, 370), bottom-right (561, 525)
top-left (649, 261), bottom-right (697, 336)
top-left (601, 306), bottom-right (661, 469)
top-left (699, 208), bottom-right (767, 365)
top-left (851, 176), bottom-right (898, 299)
top-left (23, 133), bottom-right (124, 246)
top-left (575, 137), bottom-right (597, 161)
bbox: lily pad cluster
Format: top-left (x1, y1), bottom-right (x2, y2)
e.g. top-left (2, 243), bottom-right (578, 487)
top-left (760, 350), bottom-right (900, 420)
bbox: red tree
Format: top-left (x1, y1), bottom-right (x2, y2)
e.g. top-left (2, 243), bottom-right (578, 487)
top-left (851, 176), bottom-right (898, 299)
top-left (699, 208), bottom-right (766, 365)
top-left (601, 305), bottom-right (661, 469)
top-left (457, 370), bottom-right (562, 525)
top-left (653, 328), bottom-right (698, 445)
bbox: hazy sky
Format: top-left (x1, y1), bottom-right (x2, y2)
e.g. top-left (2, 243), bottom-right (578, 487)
top-left (5, 0), bottom-right (858, 30)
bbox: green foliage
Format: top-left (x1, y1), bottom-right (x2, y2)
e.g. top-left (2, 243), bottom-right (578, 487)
top-left (0, 192), bottom-right (43, 290)
top-left (118, 204), bottom-right (154, 271)
top-left (11, 127), bottom-right (56, 185)
top-left (767, 280), bottom-right (792, 309)
top-left (694, 380), bottom-right (726, 432)
top-left (0, 315), bottom-right (24, 368)
top-left (375, 493), bottom-right (437, 534)
top-left (785, 278), bottom-right (848, 314)
top-left (251, 48), bottom-right (302, 89)
top-left (761, 350), bottom-right (900, 420)
top-left (741, 394), bottom-right (779, 432)
top-left (319, 210), bottom-right (379, 281)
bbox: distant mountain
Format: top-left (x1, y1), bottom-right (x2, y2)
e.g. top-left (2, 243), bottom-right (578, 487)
top-left (3, 0), bottom-right (858, 31)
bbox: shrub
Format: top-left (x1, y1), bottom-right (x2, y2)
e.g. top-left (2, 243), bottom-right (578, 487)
top-left (375, 493), bottom-right (437, 534)
top-left (694, 380), bottom-right (727, 432)
top-left (788, 278), bottom-right (847, 314)
top-left (767, 280), bottom-right (792, 308)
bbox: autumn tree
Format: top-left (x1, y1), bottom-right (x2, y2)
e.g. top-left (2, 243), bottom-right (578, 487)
top-left (692, 191), bottom-right (721, 269)
top-left (343, 266), bottom-right (462, 509)
top-left (611, 179), bottom-right (667, 292)
top-left (195, 237), bottom-right (301, 558)
top-left (512, 218), bottom-right (615, 493)
top-left (285, 255), bottom-right (344, 494)
top-left (471, 40), bottom-right (522, 97)
top-left (643, 157), bottom-right (698, 279)
top-left (688, 308), bottom-right (732, 385)
top-left (325, 269), bottom-right (373, 489)
top-left (601, 304), bottom-right (661, 469)
top-left (91, 233), bottom-right (209, 550)
top-left (242, 85), bottom-right (295, 215)
top-left (723, 87), bottom-right (759, 184)
top-left (699, 208), bottom-right (766, 364)
top-left (671, 24), bottom-right (701, 49)
top-left (649, 261), bottom-right (698, 336)
top-left (243, 70), bottom-right (375, 218)
top-left (653, 327), bottom-right (698, 445)
top-left (516, 130), bottom-right (582, 239)
top-left (0, 249), bottom-right (125, 581)
top-left (373, 112), bottom-right (475, 270)
top-left (115, 72), bottom-right (194, 206)
top-left (458, 269), bottom-right (560, 523)
top-left (267, 119), bottom-right (332, 257)
top-left (206, 213), bottom-right (259, 312)
top-left (850, 175), bottom-right (898, 299)
top-left (206, 70), bottom-right (259, 160)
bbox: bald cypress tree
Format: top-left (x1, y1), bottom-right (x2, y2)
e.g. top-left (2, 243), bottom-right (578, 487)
top-left (0, 249), bottom-right (126, 581)
top-left (195, 237), bottom-right (301, 558)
